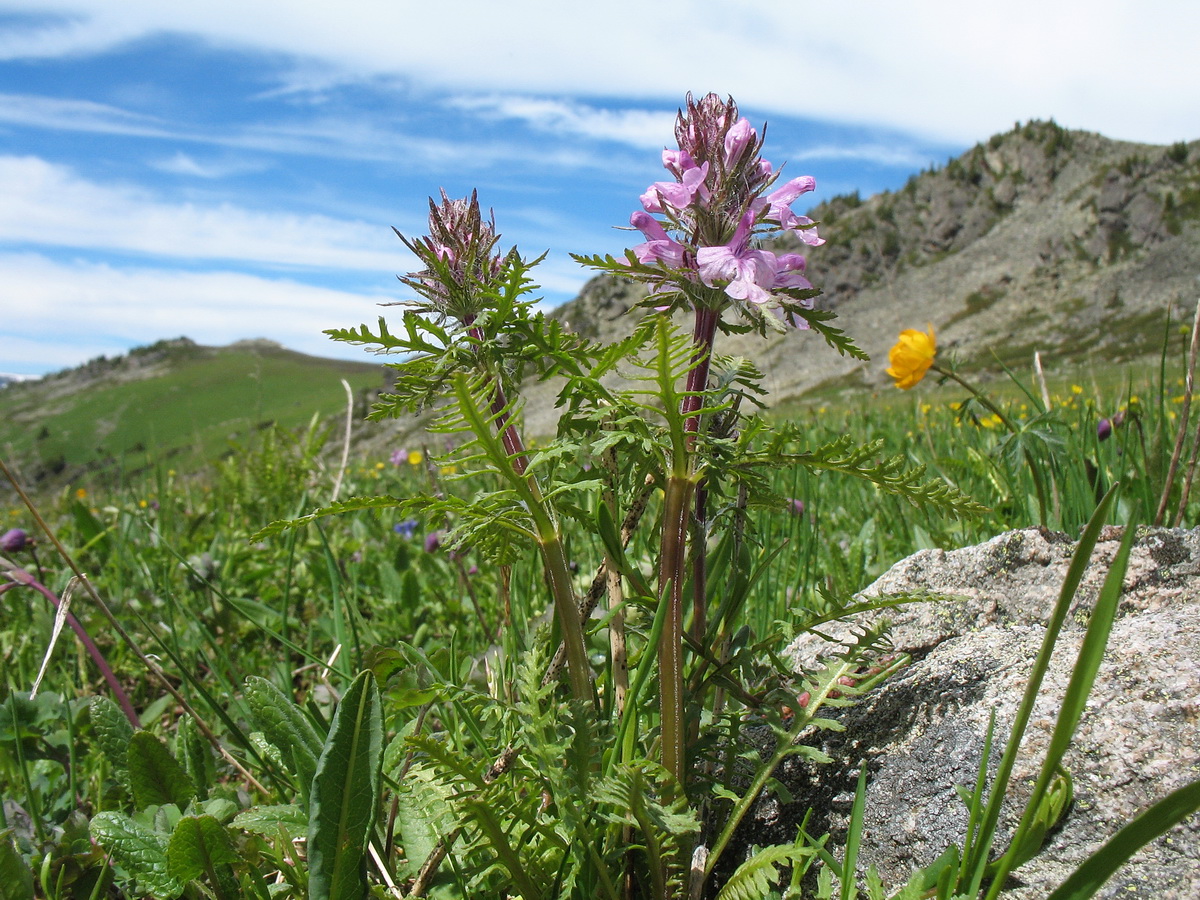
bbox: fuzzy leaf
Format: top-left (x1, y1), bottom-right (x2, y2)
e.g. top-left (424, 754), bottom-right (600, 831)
top-left (89, 694), bottom-right (135, 774)
top-left (127, 731), bottom-right (196, 811)
top-left (243, 676), bottom-right (324, 803)
top-left (232, 804), bottom-right (307, 841)
top-left (307, 670), bottom-right (383, 900)
top-left (166, 815), bottom-right (238, 883)
top-left (90, 811), bottom-right (183, 899)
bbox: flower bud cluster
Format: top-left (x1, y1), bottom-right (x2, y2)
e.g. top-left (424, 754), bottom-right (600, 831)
top-left (628, 93), bottom-right (824, 327)
top-left (394, 189), bottom-right (508, 325)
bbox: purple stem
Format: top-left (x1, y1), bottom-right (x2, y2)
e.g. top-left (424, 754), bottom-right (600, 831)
top-left (2, 570), bottom-right (140, 727)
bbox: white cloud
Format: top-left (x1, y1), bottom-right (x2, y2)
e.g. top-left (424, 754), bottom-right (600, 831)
top-left (447, 96), bottom-right (677, 150)
top-left (1, 252), bottom-right (398, 372)
top-left (148, 151), bottom-right (270, 179)
top-left (0, 92), bottom-right (172, 136)
top-left (0, 250), bottom-right (590, 376)
top-left (2, 1), bottom-right (1197, 144)
top-left (0, 155), bottom-right (401, 270)
top-left (784, 143), bottom-right (941, 171)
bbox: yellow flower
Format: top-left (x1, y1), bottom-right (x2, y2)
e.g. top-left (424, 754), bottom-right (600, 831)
top-left (886, 326), bottom-right (936, 390)
top-left (375, 461), bottom-right (386, 470)
top-left (75, 488), bottom-right (87, 500)
top-left (1071, 384), bottom-right (1083, 395)
top-left (407, 450), bottom-right (423, 466)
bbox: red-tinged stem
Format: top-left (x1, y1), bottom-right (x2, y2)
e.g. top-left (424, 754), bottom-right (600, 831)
top-left (1, 572), bottom-right (139, 727)
top-left (657, 475), bottom-right (694, 786)
top-left (657, 304), bottom-right (721, 788)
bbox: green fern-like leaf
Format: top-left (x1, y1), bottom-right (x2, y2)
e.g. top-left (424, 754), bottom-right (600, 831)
top-left (716, 842), bottom-right (817, 900)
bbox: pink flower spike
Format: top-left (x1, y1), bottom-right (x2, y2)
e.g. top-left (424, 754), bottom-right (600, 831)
top-left (723, 118), bottom-right (756, 167)
top-left (772, 253), bottom-right (812, 291)
top-left (696, 214), bottom-right (778, 303)
top-left (789, 217), bottom-right (825, 246)
top-left (662, 149), bottom-right (699, 178)
top-left (762, 175), bottom-right (818, 231)
top-left (629, 211), bottom-right (687, 267)
top-left (640, 161), bottom-right (710, 214)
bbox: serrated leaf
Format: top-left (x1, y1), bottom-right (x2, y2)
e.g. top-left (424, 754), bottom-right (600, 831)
top-left (90, 810), bottom-right (183, 899)
top-left (243, 676), bottom-right (324, 803)
top-left (307, 670), bottom-right (383, 900)
top-left (233, 804), bottom-right (308, 841)
top-left (393, 765), bottom-right (456, 878)
top-left (127, 731), bottom-right (196, 811)
top-left (716, 842), bottom-right (816, 900)
top-left (166, 815), bottom-right (238, 884)
top-left (89, 694), bottom-right (135, 774)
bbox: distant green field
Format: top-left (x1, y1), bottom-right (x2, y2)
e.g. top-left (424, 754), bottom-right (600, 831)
top-left (0, 342), bottom-right (387, 489)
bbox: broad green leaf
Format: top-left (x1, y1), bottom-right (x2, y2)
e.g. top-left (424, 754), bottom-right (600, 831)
top-left (243, 676), bottom-right (324, 803)
top-left (166, 815), bottom-right (238, 884)
top-left (1046, 777), bottom-right (1200, 900)
top-left (90, 810), bottom-right (183, 900)
top-left (307, 670), bottom-right (383, 900)
top-left (127, 731), bottom-right (196, 811)
top-left (0, 831), bottom-right (33, 900)
top-left (233, 804), bottom-right (308, 842)
top-left (89, 694), bottom-right (135, 773)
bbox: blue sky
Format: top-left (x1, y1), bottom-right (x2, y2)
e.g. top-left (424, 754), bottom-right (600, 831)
top-left (2, 1), bottom-right (1198, 377)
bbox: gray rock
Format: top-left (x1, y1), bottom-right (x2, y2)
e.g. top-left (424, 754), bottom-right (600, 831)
top-left (759, 526), bottom-right (1200, 899)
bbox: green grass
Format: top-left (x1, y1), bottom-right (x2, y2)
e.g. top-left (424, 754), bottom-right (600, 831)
top-left (2, 343), bottom-right (1197, 898)
top-left (0, 342), bottom-right (385, 490)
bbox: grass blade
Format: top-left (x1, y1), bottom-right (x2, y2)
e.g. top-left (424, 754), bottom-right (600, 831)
top-left (1044, 777), bottom-right (1200, 900)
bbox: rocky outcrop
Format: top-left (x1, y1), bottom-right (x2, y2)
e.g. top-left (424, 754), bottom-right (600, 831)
top-left (754, 527), bottom-right (1200, 899)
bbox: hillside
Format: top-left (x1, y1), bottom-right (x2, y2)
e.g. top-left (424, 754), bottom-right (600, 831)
top-left (0, 337), bottom-right (388, 491)
top-left (552, 120), bottom-right (1200, 404)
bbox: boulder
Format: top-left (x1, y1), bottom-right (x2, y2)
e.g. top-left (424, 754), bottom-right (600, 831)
top-left (757, 526), bottom-right (1200, 899)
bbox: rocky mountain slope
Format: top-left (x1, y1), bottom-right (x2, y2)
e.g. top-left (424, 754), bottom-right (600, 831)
top-left (551, 121), bottom-right (1200, 402)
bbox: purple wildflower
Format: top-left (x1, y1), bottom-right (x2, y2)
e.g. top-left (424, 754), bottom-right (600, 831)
top-left (1097, 418), bottom-right (1112, 441)
top-left (619, 92), bottom-right (821, 329)
top-left (394, 518), bottom-right (419, 539)
top-left (1, 528), bottom-right (29, 553)
top-left (423, 531), bottom-right (442, 553)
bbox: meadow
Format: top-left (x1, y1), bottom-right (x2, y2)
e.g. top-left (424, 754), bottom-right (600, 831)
top-left (1, 335), bottom-right (1196, 899)
top-left (4, 91), bottom-right (1199, 900)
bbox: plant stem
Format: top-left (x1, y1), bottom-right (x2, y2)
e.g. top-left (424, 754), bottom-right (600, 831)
top-left (0, 573), bottom-right (139, 727)
top-left (657, 305), bottom-right (720, 787)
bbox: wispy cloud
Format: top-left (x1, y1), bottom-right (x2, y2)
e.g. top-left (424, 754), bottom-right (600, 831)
top-left (149, 151), bottom-right (272, 179)
top-left (2, 252), bottom-right (397, 371)
top-left (0, 92), bottom-right (173, 137)
top-left (447, 96), bottom-right (676, 150)
top-left (9, 1), bottom-right (1195, 144)
top-left (0, 155), bottom-right (401, 271)
top-left (784, 143), bottom-right (942, 171)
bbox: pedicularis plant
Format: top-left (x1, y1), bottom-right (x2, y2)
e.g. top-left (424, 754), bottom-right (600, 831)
top-left (259, 94), bottom-right (989, 898)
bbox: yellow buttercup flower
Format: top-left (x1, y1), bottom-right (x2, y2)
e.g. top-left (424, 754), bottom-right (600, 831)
top-left (407, 450), bottom-right (423, 465)
top-left (886, 326), bottom-right (937, 390)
